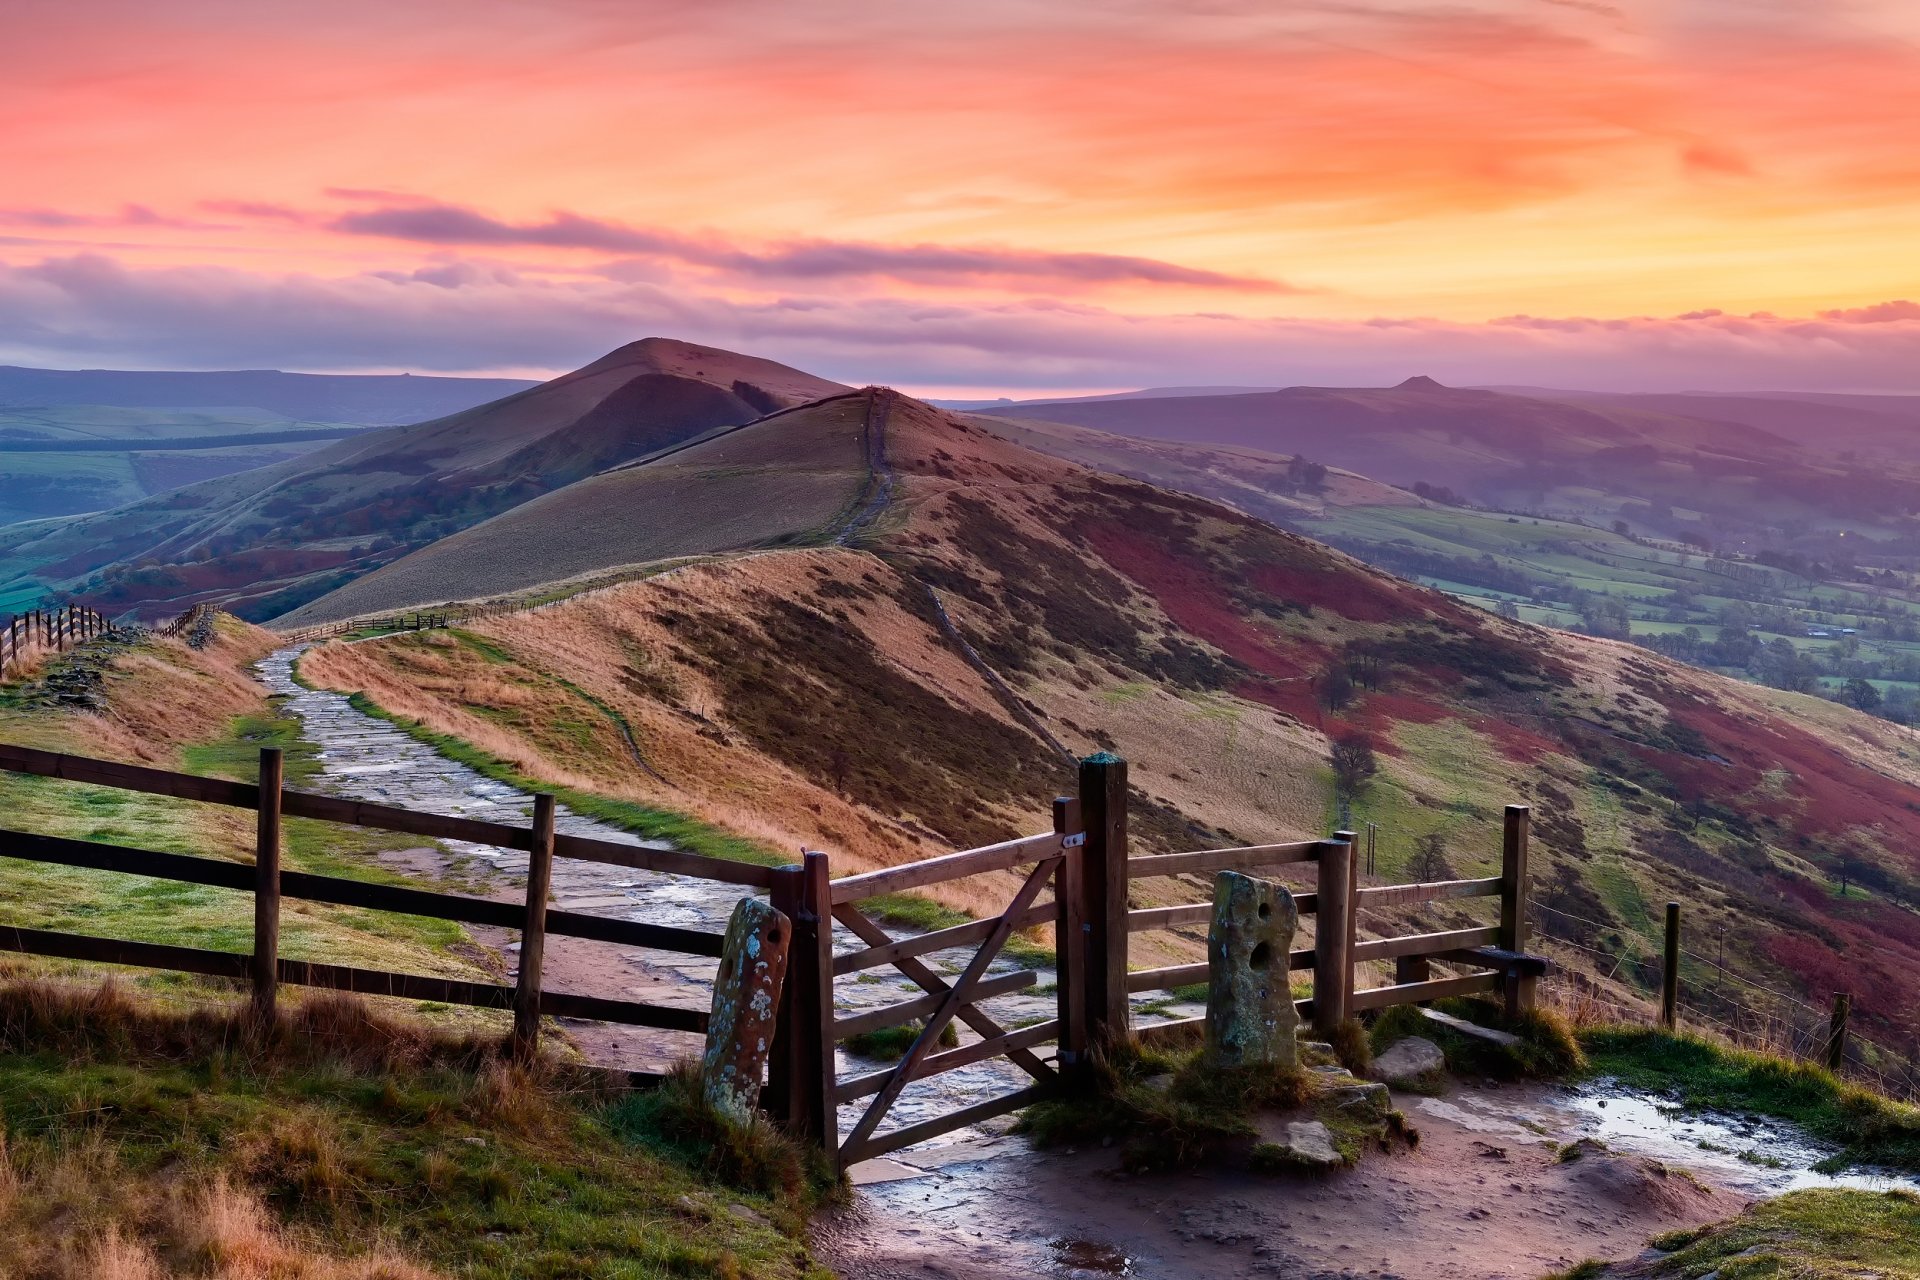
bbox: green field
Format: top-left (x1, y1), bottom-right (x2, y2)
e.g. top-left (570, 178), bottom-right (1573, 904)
top-left (0, 407), bottom-right (367, 526)
top-left (1308, 500), bottom-right (1920, 716)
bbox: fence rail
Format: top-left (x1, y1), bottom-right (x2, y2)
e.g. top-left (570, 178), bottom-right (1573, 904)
top-left (0, 743), bottom-right (771, 1062)
top-left (0, 604), bottom-right (111, 677)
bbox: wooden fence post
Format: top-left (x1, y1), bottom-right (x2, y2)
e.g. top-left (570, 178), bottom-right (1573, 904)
top-left (1661, 901), bottom-right (1681, 1030)
top-left (1500, 804), bottom-right (1535, 1018)
top-left (1827, 991), bottom-right (1851, 1072)
top-left (1078, 753), bottom-right (1129, 1048)
top-left (802, 851), bottom-right (836, 1156)
top-left (1313, 834), bottom-right (1354, 1034)
top-left (1052, 796), bottom-right (1088, 1074)
top-left (511, 794), bottom-right (556, 1059)
top-left (251, 747), bottom-right (284, 1024)
top-left (765, 863), bottom-right (803, 1125)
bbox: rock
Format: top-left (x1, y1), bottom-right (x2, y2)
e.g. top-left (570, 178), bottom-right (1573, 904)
top-left (1325, 1081), bottom-right (1391, 1120)
top-left (1371, 1036), bottom-right (1446, 1086)
top-left (1281, 1120), bottom-right (1344, 1169)
top-left (699, 897), bottom-right (792, 1122)
top-left (726, 1203), bottom-right (769, 1227)
top-left (1203, 871), bottom-right (1300, 1070)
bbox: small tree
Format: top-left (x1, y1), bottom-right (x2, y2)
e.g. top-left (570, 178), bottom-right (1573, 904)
top-left (1318, 663), bottom-right (1355, 711)
top-left (1406, 831), bottom-right (1455, 883)
top-left (1329, 734), bottom-right (1378, 799)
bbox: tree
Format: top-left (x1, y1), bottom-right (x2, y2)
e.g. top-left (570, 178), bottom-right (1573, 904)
top-left (1612, 519), bottom-right (1632, 537)
top-left (1329, 734), bottom-right (1378, 798)
top-left (1318, 663), bottom-right (1355, 711)
top-left (1842, 677), bottom-right (1882, 713)
top-left (1407, 831), bottom-right (1455, 883)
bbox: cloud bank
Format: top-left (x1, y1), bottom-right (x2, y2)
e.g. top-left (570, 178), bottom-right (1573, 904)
top-left (3, 253), bottom-right (1919, 395)
top-left (326, 201), bottom-right (1290, 292)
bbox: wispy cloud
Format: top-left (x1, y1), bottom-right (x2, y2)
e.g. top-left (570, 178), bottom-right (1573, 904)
top-left (325, 200), bottom-right (1296, 292)
top-left (0, 204), bottom-right (233, 231)
top-left (5, 252), bottom-right (1919, 394)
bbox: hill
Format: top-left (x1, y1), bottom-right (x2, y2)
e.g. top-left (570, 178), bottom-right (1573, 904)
top-left (1492, 386), bottom-right (1920, 460)
top-left (275, 390), bottom-right (882, 624)
top-left (292, 389), bottom-right (1920, 1042)
top-left (0, 339), bottom-right (847, 619)
top-left (0, 364), bottom-right (537, 424)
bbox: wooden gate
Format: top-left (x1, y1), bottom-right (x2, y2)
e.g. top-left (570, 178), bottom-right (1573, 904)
top-left (770, 799), bottom-right (1085, 1170)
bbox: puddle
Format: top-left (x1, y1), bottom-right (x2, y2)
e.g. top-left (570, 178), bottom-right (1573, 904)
top-left (1562, 1082), bottom-right (1920, 1196)
top-left (1052, 1238), bottom-right (1132, 1276)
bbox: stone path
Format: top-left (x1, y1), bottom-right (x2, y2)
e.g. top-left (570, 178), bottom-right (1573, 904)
top-left (258, 642), bottom-right (1059, 1136)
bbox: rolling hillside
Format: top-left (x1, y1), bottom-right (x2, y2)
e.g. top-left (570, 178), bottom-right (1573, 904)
top-left (991, 379), bottom-right (1920, 566)
top-left (276, 390), bottom-right (880, 624)
top-left (293, 388), bottom-right (1920, 1041)
top-left (0, 339), bottom-right (846, 619)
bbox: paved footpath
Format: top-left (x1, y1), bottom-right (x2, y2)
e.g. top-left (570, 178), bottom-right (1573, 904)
top-left (258, 643), bottom-right (1055, 1134)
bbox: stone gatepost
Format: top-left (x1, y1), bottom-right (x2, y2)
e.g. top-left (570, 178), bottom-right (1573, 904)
top-left (701, 897), bottom-right (792, 1122)
top-left (1204, 870), bottom-right (1300, 1069)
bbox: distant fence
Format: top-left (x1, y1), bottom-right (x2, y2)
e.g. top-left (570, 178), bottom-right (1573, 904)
top-left (1536, 898), bottom-right (1920, 1102)
top-left (0, 605), bottom-right (112, 678)
top-left (276, 610), bottom-right (460, 646)
top-left (0, 742), bottom-right (776, 1071)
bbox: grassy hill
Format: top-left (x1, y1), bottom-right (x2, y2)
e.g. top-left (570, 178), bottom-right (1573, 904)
top-left (0, 340), bottom-right (847, 621)
top-left (0, 364), bottom-right (538, 424)
top-left (275, 390), bottom-right (881, 625)
top-left (291, 390), bottom-right (1920, 1040)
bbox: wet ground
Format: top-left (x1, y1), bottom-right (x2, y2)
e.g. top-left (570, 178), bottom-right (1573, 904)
top-left (817, 1075), bottom-right (1919, 1280)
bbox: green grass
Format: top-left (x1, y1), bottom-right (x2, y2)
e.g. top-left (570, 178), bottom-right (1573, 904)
top-left (0, 980), bottom-right (831, 1279)
top-left (1581, 1027), bottom-right (1920, 1173)
top-left (1634, 1188), bottom-right (1920, 1278)
top-left (842, 1020), bottom-right (959, 1060)
top-left (337, 689), bottom-right (789, 871)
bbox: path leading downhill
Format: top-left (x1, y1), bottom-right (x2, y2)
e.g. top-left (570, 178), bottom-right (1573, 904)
top-left (257, 642), bottom-right (1054, 1130)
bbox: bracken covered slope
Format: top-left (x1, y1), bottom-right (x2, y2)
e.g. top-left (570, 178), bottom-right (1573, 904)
top-left (0, 339), bottom-right (846, 621)
top-left (300, 393), bottom-right (1920, 1027)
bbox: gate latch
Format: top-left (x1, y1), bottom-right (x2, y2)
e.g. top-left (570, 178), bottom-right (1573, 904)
top-left (1061, 833), bottom-right (1087, 848)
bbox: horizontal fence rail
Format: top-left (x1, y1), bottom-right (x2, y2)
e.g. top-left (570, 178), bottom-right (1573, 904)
top-left (0, 743), bottom-right (775, 1058)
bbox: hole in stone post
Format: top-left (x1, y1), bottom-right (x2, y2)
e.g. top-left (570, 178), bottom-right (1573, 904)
top-left (1257, 902), bottom-right (1271, 920)
top-left (768, 927), bottom-right (783, 945)
top-left (1249, 941), bottom-right (1272, 970)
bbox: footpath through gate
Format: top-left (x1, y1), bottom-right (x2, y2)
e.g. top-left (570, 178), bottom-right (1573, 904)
top-left (766, 754), bottom-right (1547, 1173)
top-left (0, 650), bottom-right (1547, 1175)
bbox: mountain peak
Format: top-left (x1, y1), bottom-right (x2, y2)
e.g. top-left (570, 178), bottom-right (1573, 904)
top-left (1397, 375), bottom-right (1447, 391)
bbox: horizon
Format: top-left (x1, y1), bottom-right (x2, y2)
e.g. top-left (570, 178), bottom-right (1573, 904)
top-left (6, 1), bottom-right (1920, 396)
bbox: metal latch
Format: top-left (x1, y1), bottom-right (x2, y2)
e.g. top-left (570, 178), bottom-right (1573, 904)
top-left (1061, 832), bottom-right (1086, 848)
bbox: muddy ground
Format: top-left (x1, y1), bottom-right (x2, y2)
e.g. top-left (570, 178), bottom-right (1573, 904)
top-left (816, 1081), bottom-right (1742, 1280)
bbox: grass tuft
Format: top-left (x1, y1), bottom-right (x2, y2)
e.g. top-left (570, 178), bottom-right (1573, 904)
top-left (842, 1020), bottom-right (959, 1061)
top-left (1626, 1188), bottom-right (1920, 1278)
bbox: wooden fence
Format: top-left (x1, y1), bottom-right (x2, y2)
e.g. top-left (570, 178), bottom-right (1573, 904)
top-left (0, 736), bottom-right (1547, 1166)
top-left (0, 605), bottom-right (112, 677)
top-left (766, 756), bottom-right (1547, 1171)
top-left (276, 610), bottom-right (457, 646)
top-left (0, 742), bottom-right (776, 1070)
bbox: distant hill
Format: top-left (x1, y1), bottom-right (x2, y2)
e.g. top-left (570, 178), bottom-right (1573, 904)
top-left (0, 339), bottom-right (847, 618)
top-left (1486, 387), bottom-right (1920, 458)
top-left (0, 365), bottom-right (539, 425)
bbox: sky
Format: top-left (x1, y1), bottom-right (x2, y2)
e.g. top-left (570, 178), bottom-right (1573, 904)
top-left (5, 0), bottom-right (1920, 395)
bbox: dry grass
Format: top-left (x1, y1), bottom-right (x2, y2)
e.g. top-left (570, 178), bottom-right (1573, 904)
top-left (299, 551), bottom-right (1066, 920)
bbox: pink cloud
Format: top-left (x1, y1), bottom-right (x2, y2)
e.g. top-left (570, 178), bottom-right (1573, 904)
top-left (4, 252), bottom-right (1920, 395)
top-left (325, 199), bottom-right (1294, 292)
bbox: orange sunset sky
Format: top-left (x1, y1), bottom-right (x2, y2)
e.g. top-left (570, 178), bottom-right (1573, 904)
top-left (5, 0), bottom-right (1920, 394)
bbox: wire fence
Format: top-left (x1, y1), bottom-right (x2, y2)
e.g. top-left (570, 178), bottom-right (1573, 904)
top-left (1529, 899), bottom-right (1920, 1103)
